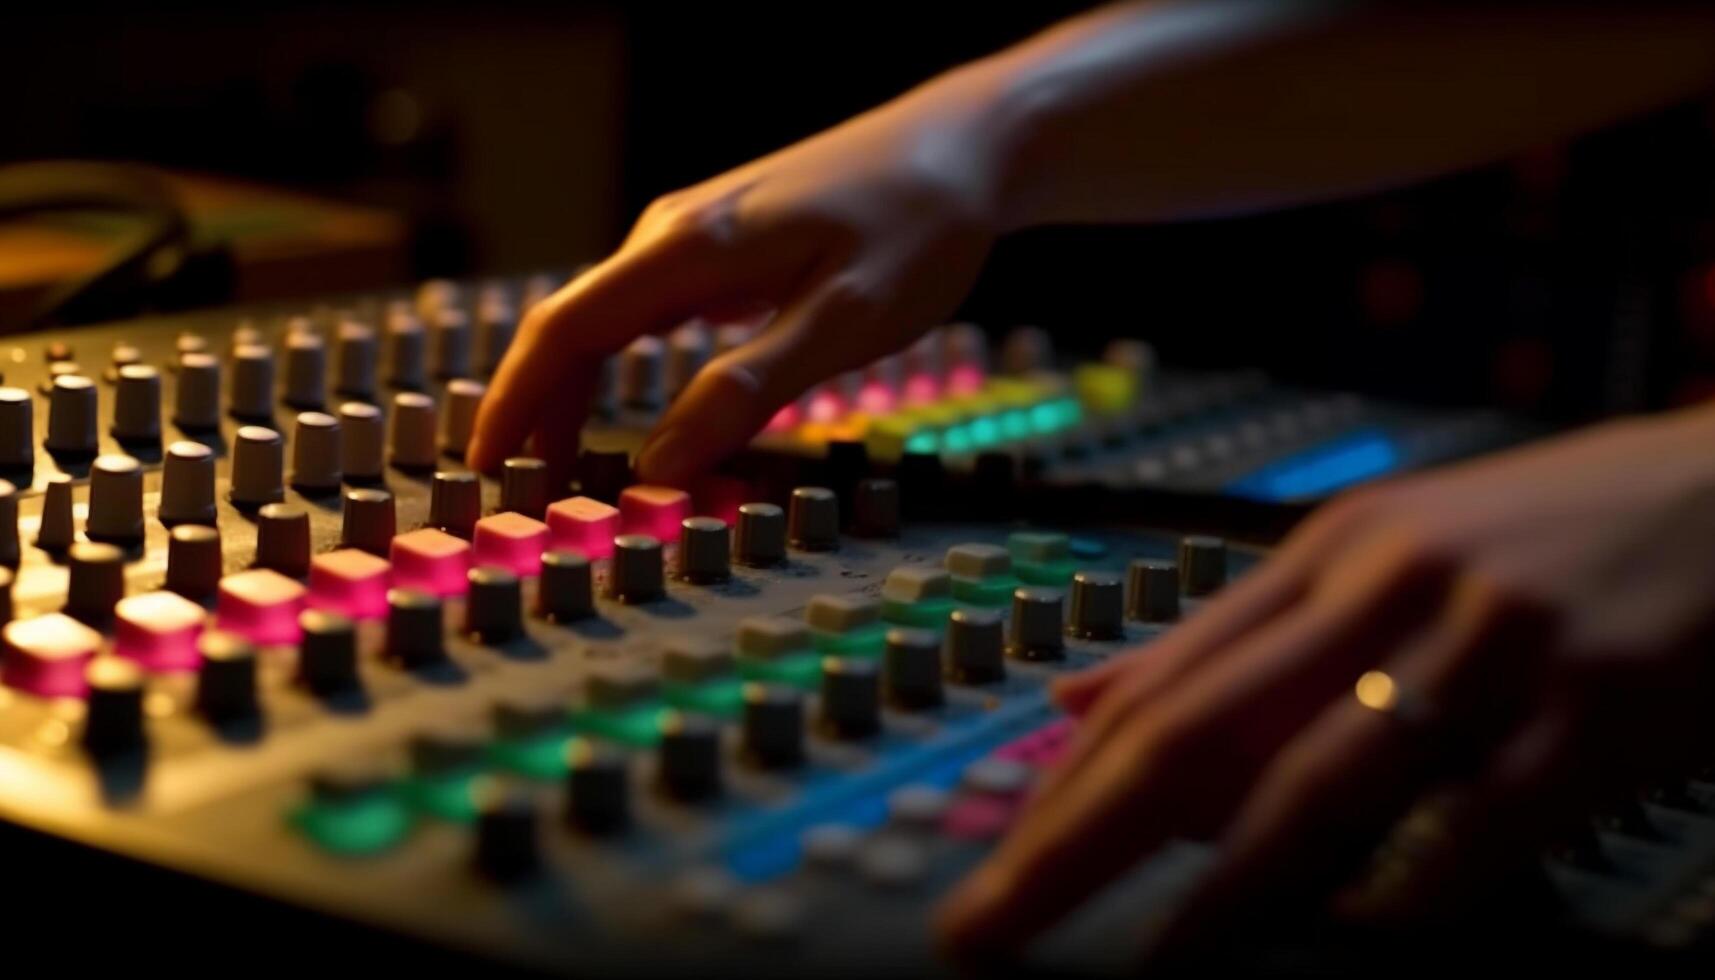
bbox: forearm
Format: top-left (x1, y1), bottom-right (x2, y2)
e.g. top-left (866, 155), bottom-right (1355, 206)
top-left (925, 1), bottom-right (1715, 230)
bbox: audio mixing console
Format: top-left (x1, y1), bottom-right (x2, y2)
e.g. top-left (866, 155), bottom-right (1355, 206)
top-left (0, 274), bottom-right (1700, 975)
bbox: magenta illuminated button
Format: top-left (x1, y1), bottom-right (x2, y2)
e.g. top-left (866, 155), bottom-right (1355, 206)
top-left (473, 512), bottom-right (549, 577)
top-left (309, 549), bottom-right (392, 620)
top-left (115, 591), bottom-right (206, 672)
top-left (3, 613), bottom-right (102, 698)
top-left (389, 528), bottom-right (472, 597)
top-left (546, 496), bottom-right (619, 560)
top-left (619, 485), bottom-right (692, 541)
top-left (217, 569), bottom-right (307, 646)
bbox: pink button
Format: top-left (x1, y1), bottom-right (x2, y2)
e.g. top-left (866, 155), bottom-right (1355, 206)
top-left (473, 512), bottom-right (549, 577)
top-left (115, 591), bottom-right (206, 672)
top-left (3, 614), bottom-right (102, 698)
top-left (309, 549), bottom-right (392, 620)
top-left (217, 569), bottom-right (308, 646)
top-left (619, 485), bottom-right (691, 541)
top-left (546, 496), bottom-right (619, 560)
top-left (389, 528), bottom-right (472, 597)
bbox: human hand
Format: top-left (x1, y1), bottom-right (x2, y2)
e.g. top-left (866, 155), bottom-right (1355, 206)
top-left (937, 407), bottom-right (1715, 954)
top-left (467, 65), bottom-right (1024, 487)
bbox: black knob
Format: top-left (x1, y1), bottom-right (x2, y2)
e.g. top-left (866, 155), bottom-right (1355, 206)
top-left (83, 657), bottom-right (146, 758)
top-left (884, 628), bottom-right (944, 710)
top-left (658, 710), bottom-right (723, 802)
top-left (1008, 587), bottom-right (1066, 662)
top-left (566, 738), bottom-right (630, 835)
top-left (411, 718), bottom-right (490, 776)
top-left (474, 781), bottom-right (540, 880)
top-left (299, 610), bottom-right (360, 696)
top-left (742, 683), bottom-right (806, 770)
top-left (196, 630), bottom-right (259, 722)
top-left (430, 471), bottom-right (482, 538)
top-left (946, 608), bottom-right (1005, 684)
top-left (342, 488), bottom-right (396, 556)
top-left (734, 502), bottom-right (786, 567)
top-left (501, 457), bottom-right (549, 518)
top-left (575, 448), bottom-right (631, 504)
top-left (788, 486), bottom-right (839, 551)
top-left (1179, 536), bottom-right (1227, 597)
top-left (65, 541), bottom-right (125, 628)
top-left (678, 517), bottom-right (730, 584)
top-left (466, 567), bottom-right (523, 643)
top-left (897, 451), bottom-right (946, 521)
top-left (608, 534), bottom-right (664, 603)
top-left (538, 550), bottom-right (593, 621)
top-left (819, 656), bottom-right (881, 739)
top-left (1069, 570), bottom-right (1124, 640)
top-left (852, 478), bottom-right (900, 538)
top-left (386, 589), bottom-right (446, 669)
top-left (165, 525), bottom-right (223, 600)
top-left (255, 503), bottom-right (311, 578)
top-left (1126, 559), bottom-right (1180, 622)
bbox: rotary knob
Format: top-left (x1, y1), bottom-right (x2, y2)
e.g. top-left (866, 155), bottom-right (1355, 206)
top-left (112, 365), bottom-right (162, 442)
top-left (1007, 587), bottom-right (1066, 662)
top-left (883, 628), bottom-right (944, 710)
top-left (608, 535), bottom-right (664, 603)
top-left (160, 441), bottom-right (218, 526)
top-left (466, 567), bottom-right (523, 644)
top-left (338, 402), bottom-right (384, 482)
top-left (45, 375), bottom-right (99, 455)
top-left (1068, 570), bottom-right (1124, 640)
top-left (788, 487), bottom-right (839, 551)
top-left (501, 457), bottom-right (549, 518)
top-left (658, 710), bottom-right (723, 802)
top-left (290, 411), bottom-right (343, 492)
top-left (1179, 536), bottom-right (1228, 597)
top-left (678, 517), bottom-right (730, 584)
top-left (165, 525), bottom-right (222, 600)
top-left (385, 589), bottom-right (446, 669)
top-left (538, 550), bottom-right (593, 622)
top-left (85, 454), bottom-right (144, 545)
top-left (429, 471), bottom-right (481, 538)
top-left (742, 683), bottom-right (805, 770)
top-left (229, 426), bottom-right (285, 508)
top-left (946, 607), bottom-right (1005, 684)
top-left (734, 503), bottom-right (786, 567)
top-left (174, 352), bottom-right (222, 430)
top-left (820, 656), bottom-right (881, 739)
top-left (1126, 559), bottom-right (1180, 623)
top-left (565, 739), bottom-right (630, 835)
top-left (228, 344), bottom-right (275, 419)
top-left (341, 488), bottom-right (396, 555)
top-left (197, 630), bottom-right (260, 723)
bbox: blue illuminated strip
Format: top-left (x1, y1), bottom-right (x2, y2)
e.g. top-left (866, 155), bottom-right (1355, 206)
top-left (1226, 429), bottom-right (1401, 501)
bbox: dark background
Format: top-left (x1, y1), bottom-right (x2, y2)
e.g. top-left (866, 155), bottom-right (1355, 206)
top-left (6, 2), bottom-right (1715, 421)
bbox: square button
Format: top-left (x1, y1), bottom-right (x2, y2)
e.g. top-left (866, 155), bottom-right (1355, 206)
top-left (3, 613), bottom-right (102, 698)
top-left (882, 565), bottom-right (952, 603)
top-left (218, 569), bottom-right (308, 646)
top-left (309, 549), bottom-right (392, 620)
top-left (806, 594), bottom-right (881, 634)
top-left (115, 591), bottom-right (206, 672)
top-left (736, 617), bottom-right (812, 660)
top-left (473, 512), bottom-right (549, 577)
top-left (945, 544), bottom-right (1011, 580)
top-left (390, 528), bottom-right (473, 597)
top-left (619, 485), bottom-right (691, 542)
top-left (546, 496), bottom-right (619, 560)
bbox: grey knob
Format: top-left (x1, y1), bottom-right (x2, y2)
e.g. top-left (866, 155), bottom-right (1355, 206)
top-left (1127, 559), bottom-right (1180, 623)
top-left (174, 352), bottom-right (222, 430)
top-left (820, 656), bottom-right (881, 739)
top-left (0, 481), bottom-right (17, 566)
top-left (1179, 536), bottom-right (1227, 597)
top-left (85, 454), bottom-right (144, 544)
top-left (282, 331), bottom-right (326, 409)
top-left (734, 502), bottom-right (785, 566)
top-left (659, 710), bottom-right (723, 801)
top-left (430, 471), bottom-right (481, 538)
top-left (788, 487), bottom-right (839, 551)
top-left (112, 365), bottom-right (162, 442)
top-left (385, 588), bottom-right (446, 669)
top-left (946, 607), bottom-right (1005, 684)
top-left (538, 550), bottom-right (593, 621)
top-left (255, 503), bottom-right (311, 577)
top-left (83, 656), bottom-right (146, 757)
top-left (386, 313), bottom-right (427, 388)
top-left (476, 303), bottom-right (517, 375)
top-left (1001, 326), bottom-right (1052, 375)
top-left (389, 392), bottom-right (438, 469)
top-left (338, 401), bottom-right (384, 481)
top-left (742, 683), bottom-right (806, 770)
top-left (619, 335), bottom-right (664, 409)
top-left (440, 378), bottom-right (484, 457)
top-left (298, 609), bottom-right (359, 696)
top-left (466, 566), bottom-right (523, 643)
top-left (1069, 570), bottom-right (1125, 640)
top-left (229, 426), bottom-right (285, 508)
top-left (677, 517), bottom-right (730, 584)
top-left (665, 324), bottom-right (709, 398)
top-left (1008, 587), bottom-right (1066, 662)
top-left (501, 457), bottom-right (548, 518)
top-left (166, 525), bottom-right (222, 600)
top-left (853, 478), bottom-right (900, 538)
top-left (884, 628), bottom-right (944, 710)
top-left (289, 411), bottom-right (342, 492)
top-left (160, 441), bottom-right (218, 526)
top-left (196, 631), bottom-right (259, 722)
top-left (0, 387), bottom-right (32, 469)
top-left (66, 541), bottom-right (125, 628)
top-left (432, 308), bottom-right (472, 379)
top-left (45, 375), bottom-right (99, 455)
top-left (341, 488), bottom-right (396, 555)
top-left (229, 344), bottom-right (275, 418)
top-left (36, 474), bottom-right (75, 550)
top-left (609, 534), bottom-right (664, 604)
top-left (334, 321), bottom-right (378, 397)
top-left (566, 739), bottom-right (629, 834)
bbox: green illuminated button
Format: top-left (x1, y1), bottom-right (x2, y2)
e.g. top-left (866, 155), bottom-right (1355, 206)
top-left (806, 594), bottom-right (886, 657)
top-left (881, 565), bottom-right (956, 628)
top-left (294, 762), bottom-right (413, 857)
top-left (945, 543), bottom-right (1018, 606)
top-left (1008, 531), bottom-right (1078, 586)
top-left (662, 635), bottom-right (746, 717)
top-left (736, 616), bottom-right (822, 689)
top-left (489, 692), bottom-right (572, 779)
top-left (404, 719), bottom-right (490, 822)
top-left (574, 662), bottom-right (667, 747)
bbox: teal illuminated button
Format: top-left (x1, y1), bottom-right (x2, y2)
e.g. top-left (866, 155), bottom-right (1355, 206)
top-left (662, 635), bottom-right (745, 718)
top-left (735, 616), bottom-right (821, 689)
top-left (945, 544), bottom-right (1017, 606)
top-left (881, 565), bottom-right (956, 628)
top-left (489, 692), bottom-right (572, 779)
top-left (805, 594), bottom-right (886, 657)
top-left (1007, 531), bottom-right (1077, 586)
top-left (574, 662), bottom-right (667, 747)
top-left (404, 719), bottom-right (491, 822)
top-left (294, 762), bottom-right (413, 857)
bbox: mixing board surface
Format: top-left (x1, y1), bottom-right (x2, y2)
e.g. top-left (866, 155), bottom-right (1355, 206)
top-left (0, 275), bottom-right (1701, 975)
